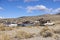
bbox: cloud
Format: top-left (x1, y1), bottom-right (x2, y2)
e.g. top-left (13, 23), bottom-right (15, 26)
top-left (17, 5), bottom-right (60, 14)
top-left (54, 8), bottom-right (60, 13)
top-left (52, 8), bottom-right (60, 13)
top-left (7, 0), bottom-right (39, 2)
top-left (8, 0), bottom-right (19, 2)
top-left (0, 7), bottom-right (4, 10)
top-left (53, 0), bottom-right (60, 2)
top-left (0, 17), bottom-right (4, 19)
top-left (24, 0), bottom-right (39, 2)
top-left (26, 5), bottom-right (52, 13)
top-left (26, 5), bottom-right (56, 14)
top-left (17, 6), bottom-right (23, 9)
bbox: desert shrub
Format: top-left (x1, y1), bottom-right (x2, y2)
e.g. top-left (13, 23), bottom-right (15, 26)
top-left (53, 26), bottom-right (60, 34)
top-left (16, 31), bottom-right (33, 39)
top-left (40, 30), bottom-right (53, 37)
top-left (52, 34), bottom-right (60, 40)
top-left (4, 27), bottom-right (15, 31)
top-left (54, 30), bottom-right (60, 34)
top-left (26, 26), bottom-right (33, 28)
top-left (0, 27), bottom-right (15, 31)
top-left (0, 25), bottom-right (17, 31)
top-left (40, 26), bottom-right (54, 37)
top-left (0, 26), bottom-right (5, 31)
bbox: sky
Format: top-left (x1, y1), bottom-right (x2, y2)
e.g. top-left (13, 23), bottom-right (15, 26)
top-left (0, 0), bottom-right (60, 18)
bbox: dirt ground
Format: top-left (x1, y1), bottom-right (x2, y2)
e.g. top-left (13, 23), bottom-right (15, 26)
top-left (0, 22), bottom-right (60, 40)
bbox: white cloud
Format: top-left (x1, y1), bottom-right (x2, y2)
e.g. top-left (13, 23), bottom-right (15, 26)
top-left (24, 0), bottom-right (39, 2)
top-left (0, 17), bottom-right (4, 19)
top-left (17, 6), bottom-right (23, 9)
top-left (26, 5), bottom-right (52, 13)
top-left (8, 0), bottom-right (19, 2)
top-left (53, 0), bottom-right (60, 2)
top-left (8, 0), bottom-right (39, 2)
top-left (52, 8), bottom-right (60, 13)
top-left (0, 7), bottom-right (4, 10)
top-left (17, 5), bottom-right (60, 14)
top-left (55, 8), bottom-right (60, 13)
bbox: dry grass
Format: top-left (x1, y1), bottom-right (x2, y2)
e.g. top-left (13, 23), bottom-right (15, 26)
top-left (0, 26), bottom-right (16, 31)
top-left (53, 26), bottom-right (60, 34)
top-left (0, 33), bottom-right (11, 40)
top-left (0, 27), bottom-right (37, 40)
top-left (0, 24), bottom-right (17, 31)
top-left (40, 26), bottom-right (54, 37)
top-left (0, 24), bottom-right (60, 40)
top-left (16, 30), bottom-right (34, 39)
top-left (40, 30), bottom-right (53, 37)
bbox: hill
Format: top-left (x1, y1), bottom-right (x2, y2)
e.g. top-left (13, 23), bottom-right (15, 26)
top-left (0, 14), bottom-right (60, 24)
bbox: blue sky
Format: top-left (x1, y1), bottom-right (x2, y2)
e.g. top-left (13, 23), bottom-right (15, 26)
top-left (0, 0), bottom-right (60, 18)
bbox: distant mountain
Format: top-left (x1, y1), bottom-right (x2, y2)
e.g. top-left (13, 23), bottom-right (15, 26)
top-left (56, 13), bottom-right (60, 15)
top-left (0, 14), bottom-right (60, 23)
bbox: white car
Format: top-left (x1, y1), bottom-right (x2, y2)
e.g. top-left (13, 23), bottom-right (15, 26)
top-left (44, 22), bottom-right (55, 26)
top-left (8, 24), bottom-right (17, 27)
